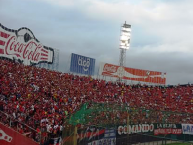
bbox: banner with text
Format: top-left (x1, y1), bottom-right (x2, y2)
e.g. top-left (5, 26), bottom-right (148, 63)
top-left (116, 124), bottom-right (185, 144)
top-left (99, 62), bottom-right (166, 84)
top-left (77, 126), bottom-right (105, 144)
top-left (182, 124), bottom-right (193, 135)
top-left (70, 53), bottom-right (95, 75)
top-left (88, 129), bottom-right (116, 145)
top-left (0, 23), bottom-right (54, 65)
top-left (154, 124), bottom-right (182, 135)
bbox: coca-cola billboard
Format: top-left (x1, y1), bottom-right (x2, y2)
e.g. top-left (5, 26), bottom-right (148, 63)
top-left (103, 64), bottom-right (117, 73)
top-left (99, 62), bottom-right (166, 84)
top-left (0, 23), bottom-right (54, 65)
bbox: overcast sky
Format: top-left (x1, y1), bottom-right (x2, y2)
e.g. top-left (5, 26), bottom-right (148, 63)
top-left (1, 0), bottom-right (193, 85)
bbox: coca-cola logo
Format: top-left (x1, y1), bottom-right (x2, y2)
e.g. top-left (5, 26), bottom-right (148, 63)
top-left (0, 24), bottom-right (53, 65)
top-left (5, 35), bottom-right (42, 62)
top-left (117, 66), bottom-right (125, 78)
top-left (103, 64), bottom-right (117, 73)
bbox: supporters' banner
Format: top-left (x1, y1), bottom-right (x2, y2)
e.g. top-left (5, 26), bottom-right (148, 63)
top-left (0, 23), bottom-right (54, 65)
top-left (117, 124), bottom-right (154, 136)
top-left (70, 53), bottom-right (95, 75)
top-left (77, 126), bottom-right (105, 143)
top-left (182, 124), bottom-right (193, 135)
top-left (0, 122), bottom-right (38, 145)
top-left (88, 129), bottom-right (116, 145)
top-left (116, 124), bottom-right (185, 144)
top-left (99, 62), bottom-right (166, 84)
top-left (117, 124), bottom-right (182, 136)
top-left (102, 129), bottom-right (116, 145)
top-left (116, 124), bottom-right (156, 144)
top-left (154, 124), bottom-right (182, 135)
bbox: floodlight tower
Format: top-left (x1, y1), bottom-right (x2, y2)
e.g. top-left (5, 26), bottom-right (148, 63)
top-left (118, 22), bottom-right (131, 80)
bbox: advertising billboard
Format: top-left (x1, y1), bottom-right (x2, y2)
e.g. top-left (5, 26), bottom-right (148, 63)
top-left (99, 62), bottom-right (166, 84)
top-left (0, 122), bottom-right (38, 145)
top-left (0, 23), bottom-right (54, 65)
top-left (70, 53), bottom-right (95, 75)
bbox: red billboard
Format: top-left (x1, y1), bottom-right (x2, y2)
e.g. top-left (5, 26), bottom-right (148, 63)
top-left (0, 123), bottom-right (38, 145)
top-left (99, 63), bottom-right (166, 84)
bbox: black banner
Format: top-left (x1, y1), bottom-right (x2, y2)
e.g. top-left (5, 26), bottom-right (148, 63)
top-left (77, 126), bottom-right (105, 145)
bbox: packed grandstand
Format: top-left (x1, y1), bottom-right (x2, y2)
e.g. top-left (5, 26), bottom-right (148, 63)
top-left (0, 22), bottom-right (193, 145)
top-left (1, 58), bottom-right (193, 144)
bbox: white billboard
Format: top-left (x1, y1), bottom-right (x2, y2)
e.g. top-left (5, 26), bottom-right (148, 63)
top-left (0, 23), bottom-right (54, 65)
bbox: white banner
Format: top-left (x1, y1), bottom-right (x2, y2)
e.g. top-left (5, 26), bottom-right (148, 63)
top-left (182, 124), bottom-right (193, 135)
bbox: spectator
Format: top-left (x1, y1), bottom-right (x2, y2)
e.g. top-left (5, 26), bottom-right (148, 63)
top-left (1, 59), bottom-right (193, 143)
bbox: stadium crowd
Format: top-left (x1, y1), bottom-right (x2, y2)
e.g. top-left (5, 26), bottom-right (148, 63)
top-left (1, 59), bottom-right (193, 143)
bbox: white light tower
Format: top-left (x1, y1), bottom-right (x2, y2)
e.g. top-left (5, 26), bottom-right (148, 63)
top-left (118, 22), bottom-right (131, 80)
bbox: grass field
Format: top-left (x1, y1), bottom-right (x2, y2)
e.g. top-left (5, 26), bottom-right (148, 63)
top-left (166, 143), bottom-right (192, 145)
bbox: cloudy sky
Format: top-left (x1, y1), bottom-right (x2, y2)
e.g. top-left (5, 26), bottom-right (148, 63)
top-left (1, 0), bottom-right (193, 85)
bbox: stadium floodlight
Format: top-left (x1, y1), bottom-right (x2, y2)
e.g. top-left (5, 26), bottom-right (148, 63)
top-left (119, 23), bottom-right (131, 50)
top-left (118, 22), bottom-right (131, 82)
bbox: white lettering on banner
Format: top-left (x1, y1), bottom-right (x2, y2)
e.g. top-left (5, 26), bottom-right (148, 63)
top-left (103, 64), bottom-right (117, 73)
top-left (78, 57), bottom-right (90, 71)
top-left (157, 124), bottom-right (177, 129)
top-left (118, 124), bottom-right (154, 135)
top-left (154, 128), bottom-right (182, 135)
top-left (0, 128), bottom-right (13, 142)
top-left (182, 124), bottom-right (193, 135)
top-left (173, 129), bottom-right (182, 134)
